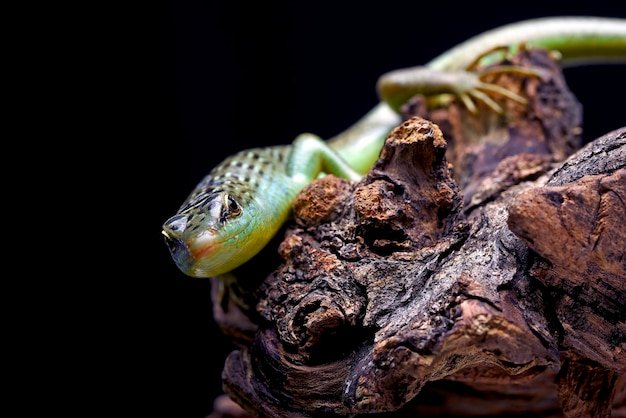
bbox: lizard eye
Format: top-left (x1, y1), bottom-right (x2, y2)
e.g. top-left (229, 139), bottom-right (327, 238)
top-left (220, 194), bottom-right (242, 222)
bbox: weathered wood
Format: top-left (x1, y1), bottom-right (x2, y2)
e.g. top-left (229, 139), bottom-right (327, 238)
top-left (209, 49), bottom-right (625, 417)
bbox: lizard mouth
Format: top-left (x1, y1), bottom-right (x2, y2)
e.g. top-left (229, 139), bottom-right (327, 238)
top-left (163, 212), bottom-right (251, 277)
top-left (189, 236), bottom-right (218, 260)
top-left (161, 226), bottom-right (220, 275)
top-left (187, 227), bottom-right (248, 277)
top-left (162, 230), bottom-right (199, 274)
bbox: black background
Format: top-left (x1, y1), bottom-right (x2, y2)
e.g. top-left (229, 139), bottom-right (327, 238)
top-left (124, 3), bottom-right (625, 417)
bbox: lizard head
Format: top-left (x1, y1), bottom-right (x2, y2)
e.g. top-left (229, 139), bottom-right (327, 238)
top-left (162, 190), bottom-right (266, 278)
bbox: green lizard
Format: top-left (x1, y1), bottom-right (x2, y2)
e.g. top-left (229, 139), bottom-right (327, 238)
top-left (163, 16), bottom-right (626, 279)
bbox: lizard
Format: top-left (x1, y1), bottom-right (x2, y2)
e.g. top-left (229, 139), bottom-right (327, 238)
top-left (162, 16), bottom-right (626, 281)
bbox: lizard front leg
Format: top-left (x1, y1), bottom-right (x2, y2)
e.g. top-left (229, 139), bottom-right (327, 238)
top-left (287, 133), bottom-right (364, 187)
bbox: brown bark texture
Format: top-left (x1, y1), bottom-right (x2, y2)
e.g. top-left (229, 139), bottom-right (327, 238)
top-left (210, 49), bottom-right (625, 417)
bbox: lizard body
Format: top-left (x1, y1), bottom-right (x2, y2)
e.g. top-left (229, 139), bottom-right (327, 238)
top-left (163, 16), bottom-right (626, 278)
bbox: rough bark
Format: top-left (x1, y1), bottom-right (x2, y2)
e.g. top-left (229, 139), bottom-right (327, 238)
top-left (210, 49), bottom-right (625, 417)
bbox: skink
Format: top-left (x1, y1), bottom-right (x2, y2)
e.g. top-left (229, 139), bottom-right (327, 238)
top-left (163, 16), bottom-right (626, 279)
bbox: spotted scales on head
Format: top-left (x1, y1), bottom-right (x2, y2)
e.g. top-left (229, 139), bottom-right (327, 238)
top-left (178, 146), bottom-right (290, 213)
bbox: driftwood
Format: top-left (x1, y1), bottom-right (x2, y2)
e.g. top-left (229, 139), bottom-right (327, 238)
top-left (209, 49), bottom-right (625, 417)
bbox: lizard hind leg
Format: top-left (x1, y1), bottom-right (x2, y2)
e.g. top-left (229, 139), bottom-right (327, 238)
top-left (465, 42), bottom-right (537, 70)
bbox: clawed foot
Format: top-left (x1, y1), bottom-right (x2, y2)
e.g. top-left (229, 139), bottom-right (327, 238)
top-left (455, 64), bottom-right (544, 114)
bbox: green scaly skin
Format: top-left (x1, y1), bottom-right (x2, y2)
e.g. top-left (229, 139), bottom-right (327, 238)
top-left (163, 16), bottom-right (626, 280)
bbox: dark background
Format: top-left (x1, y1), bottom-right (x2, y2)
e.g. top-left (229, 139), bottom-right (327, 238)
top-left (127, 3), bottom-right (625, 417)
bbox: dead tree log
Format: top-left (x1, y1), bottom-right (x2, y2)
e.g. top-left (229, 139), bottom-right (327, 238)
top-left (210, 49), bottom-right (625, 417)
